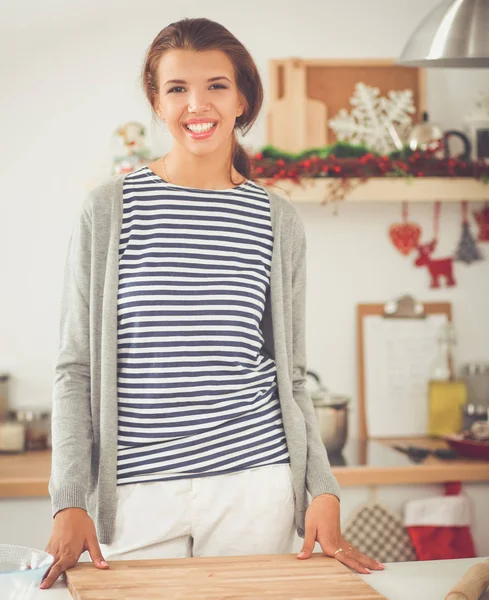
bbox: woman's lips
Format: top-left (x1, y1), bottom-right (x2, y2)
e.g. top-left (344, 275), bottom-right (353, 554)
top-left (183, 122), bottom-right (217, 140)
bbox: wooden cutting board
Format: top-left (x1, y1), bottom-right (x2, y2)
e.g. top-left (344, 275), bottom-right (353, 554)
top-left (66, 553), bottom-right (386, 599)
top-left (267, 58), bottom-right (328, 153)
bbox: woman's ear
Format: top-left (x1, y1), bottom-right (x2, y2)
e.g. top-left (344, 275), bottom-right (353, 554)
top-left (154, 96), bottom-right (165, 121)
top-left (236, 92), bottom-right (247, 118)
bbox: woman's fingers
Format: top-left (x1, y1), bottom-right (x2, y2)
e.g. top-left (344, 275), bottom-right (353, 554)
top-left (348, 546), bottom-right (384, 571)
top-left (335, 549), bottom-right (372, 574)
top-left (40, 556), bottom-right (74, 589)
top-left (334, 545), bottom-right (385, 574)
top-left (297, 520), bottom-right (317, 560)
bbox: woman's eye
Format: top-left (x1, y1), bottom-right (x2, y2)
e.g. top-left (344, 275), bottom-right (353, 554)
top-left (168, 86), bottom-right (185, 93)
top-left (210, 84), bottom-right (227, 90)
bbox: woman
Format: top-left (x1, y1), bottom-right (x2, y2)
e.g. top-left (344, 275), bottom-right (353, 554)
top-left (42, 17), bottom-right (383, 589)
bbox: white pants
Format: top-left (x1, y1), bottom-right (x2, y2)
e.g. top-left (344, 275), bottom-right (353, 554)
top-left (100, 464), bottom-right (296, 560)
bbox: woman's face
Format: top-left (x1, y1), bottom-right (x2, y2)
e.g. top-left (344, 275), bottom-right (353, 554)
top-left (155, 49), bottom-right (245, 157)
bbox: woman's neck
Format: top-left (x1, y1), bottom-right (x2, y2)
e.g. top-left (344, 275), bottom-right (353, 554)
top-left (152, 145), bottom-right (245, 190)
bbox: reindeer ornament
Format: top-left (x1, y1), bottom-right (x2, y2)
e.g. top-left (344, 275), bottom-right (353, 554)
top-left (414, 239), bottom-right (456, 288)
top-left (413, 202), bottom-right (456, 288)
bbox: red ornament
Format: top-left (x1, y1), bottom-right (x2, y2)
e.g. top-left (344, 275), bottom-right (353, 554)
top-left (389, 202), bottom-right (422, 255)
top-left (414, 203), bottom-right (456, 288)
top-left (414, 240), bottom-right (456, 288)
top-left (473, 203), bottom-right (489, 242)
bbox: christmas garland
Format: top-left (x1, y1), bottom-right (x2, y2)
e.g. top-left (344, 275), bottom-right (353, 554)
top-left (251, 142), bottom-right (489, 185)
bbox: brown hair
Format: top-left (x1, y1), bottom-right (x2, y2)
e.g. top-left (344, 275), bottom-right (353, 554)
top-left (141, 18), bottom-right (263, 182)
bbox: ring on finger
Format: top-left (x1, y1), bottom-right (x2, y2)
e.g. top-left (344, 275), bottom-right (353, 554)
top-left (334, 548), bottom-right (344, 557)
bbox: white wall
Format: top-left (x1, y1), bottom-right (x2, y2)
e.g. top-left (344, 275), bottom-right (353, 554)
top-left (1, 0), bottom-right (489, 438)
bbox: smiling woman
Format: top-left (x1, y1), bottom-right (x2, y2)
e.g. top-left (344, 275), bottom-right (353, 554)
top-left (141, 19), bottom-right (263, 190)
top-left (43, 16), bottom-right (383, 591)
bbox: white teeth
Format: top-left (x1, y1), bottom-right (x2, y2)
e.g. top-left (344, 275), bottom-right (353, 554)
top-left (186, 122), bottom-right (216, 133)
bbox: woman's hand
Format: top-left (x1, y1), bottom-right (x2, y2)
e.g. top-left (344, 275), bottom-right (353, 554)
top-left (297, 493), bottom-right (385, 574)
top-left (41, 508), bottom-right (109, 589)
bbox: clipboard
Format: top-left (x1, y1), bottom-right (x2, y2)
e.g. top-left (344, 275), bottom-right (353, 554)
top-left (357, 295), bottom-right (452, 440)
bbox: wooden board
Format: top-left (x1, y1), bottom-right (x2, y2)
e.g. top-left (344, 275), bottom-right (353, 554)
top-left (66, 553), bottom-right (386, 599)
top-left (267, 58), bottom-right (425, 152)
top-left (267, 59), bottom-right (328, 153)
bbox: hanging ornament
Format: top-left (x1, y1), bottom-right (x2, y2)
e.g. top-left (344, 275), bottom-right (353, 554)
top-left (389, 202), bottom-right (422, 255)
top-left (473, 202), bottom-right (489, 242)
top-left (414, 202), bottom-right (456, 288)
top-left (454, 201), bottom-right (484, 264)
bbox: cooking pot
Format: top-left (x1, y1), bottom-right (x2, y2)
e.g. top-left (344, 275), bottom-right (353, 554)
top-left (306, 370), bottom-right (349, 455)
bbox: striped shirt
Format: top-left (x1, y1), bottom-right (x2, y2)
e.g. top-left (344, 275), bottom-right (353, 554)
top-left (116, 166), bottom-right (290, 485)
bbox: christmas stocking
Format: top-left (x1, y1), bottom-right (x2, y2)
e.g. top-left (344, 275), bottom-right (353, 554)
top-left (404, 483), bottom-right (476, 561)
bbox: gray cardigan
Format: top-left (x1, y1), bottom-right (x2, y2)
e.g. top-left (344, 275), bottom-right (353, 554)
top-left (49, 173), bottom-right (340, 544)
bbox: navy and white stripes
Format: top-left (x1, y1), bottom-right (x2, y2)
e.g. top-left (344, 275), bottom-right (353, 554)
top-left (116, 166), bottom-right (289, 484)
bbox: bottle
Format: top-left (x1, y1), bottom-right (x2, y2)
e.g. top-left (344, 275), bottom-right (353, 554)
top-left (430, 322), bottom-right (456, 381)
top-left (428, 323), bottom-right (467, 436)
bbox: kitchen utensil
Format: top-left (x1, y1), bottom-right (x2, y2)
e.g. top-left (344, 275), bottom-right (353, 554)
top-left (0, 544), bottom-right (53, 600)
top-left (394, 444), bottom-right (457, 462)
top-left (267, 59), bottom-right (328, 152)
top-left (306, 370), bottom-right (349, 455)
top-left (444, 435), bottom-right (489, 460)
top-left (445, 558), bottom-right (489, 600)
top-left (66, 554), bottom-right (386, 600)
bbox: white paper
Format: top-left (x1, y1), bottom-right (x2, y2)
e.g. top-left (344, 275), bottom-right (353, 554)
top-left (363, 314), bottom-right (448, 437)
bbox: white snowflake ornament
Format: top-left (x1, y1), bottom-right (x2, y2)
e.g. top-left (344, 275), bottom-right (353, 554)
top-left (329, 82), bottom-right (416, 155)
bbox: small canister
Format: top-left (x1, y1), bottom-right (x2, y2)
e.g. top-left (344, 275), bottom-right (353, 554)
top-left (0, 420), bottom-right (25, 453)
top-left (8, 409), bottom-right (51, 451)
top-left (460, 363), bottom-right (489, 409)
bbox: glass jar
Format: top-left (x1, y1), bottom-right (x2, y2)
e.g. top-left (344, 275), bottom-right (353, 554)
top-left (460, 363), bottom-right (489, 408)
top-left (8, 409), bottom-right (51, 451)
top-left (0, 420), bottom-right (25, 453)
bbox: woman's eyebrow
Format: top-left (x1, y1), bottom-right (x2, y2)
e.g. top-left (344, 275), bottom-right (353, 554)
top-left (163, 76), bottom-right (232, 86)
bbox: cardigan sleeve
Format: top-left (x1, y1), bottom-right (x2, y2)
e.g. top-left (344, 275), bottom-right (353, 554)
top-left (49, 203), bottom-right (94, 517)
top-left (291, 214), bottom-right (341, 501)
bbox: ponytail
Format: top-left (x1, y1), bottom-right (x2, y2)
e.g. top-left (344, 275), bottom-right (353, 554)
top-left (231, 137), bottom-right (252, 183)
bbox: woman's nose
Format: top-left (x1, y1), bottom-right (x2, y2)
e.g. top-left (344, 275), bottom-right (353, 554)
top-left (187, 92), bottom-right (211, 113)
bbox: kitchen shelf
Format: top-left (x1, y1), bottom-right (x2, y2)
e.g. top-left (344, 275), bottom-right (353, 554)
top-left (2, 440), bottom-right (489, 497)
top-left (267, 177), bottom-right (489, 203)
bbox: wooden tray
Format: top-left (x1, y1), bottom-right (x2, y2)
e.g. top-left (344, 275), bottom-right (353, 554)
top-left (66, 553), bottom-right (386, 599)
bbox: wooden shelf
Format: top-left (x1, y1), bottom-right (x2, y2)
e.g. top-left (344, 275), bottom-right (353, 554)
top-left (266, 177), bottom-right (489, 203)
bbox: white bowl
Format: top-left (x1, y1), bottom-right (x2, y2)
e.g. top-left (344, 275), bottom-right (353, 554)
top-left (0, 545), bottom-right (54, 600)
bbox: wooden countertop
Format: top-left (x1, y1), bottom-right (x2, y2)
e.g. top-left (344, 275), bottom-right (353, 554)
top-left (65, 553), bottom-right (386, 599)
top-left (1, 437), bottom-right (489, 498)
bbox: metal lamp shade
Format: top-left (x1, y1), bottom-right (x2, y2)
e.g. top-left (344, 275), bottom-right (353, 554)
top-left (398, 0), bottom-right (489, 68)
